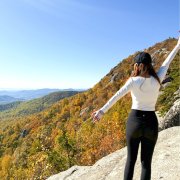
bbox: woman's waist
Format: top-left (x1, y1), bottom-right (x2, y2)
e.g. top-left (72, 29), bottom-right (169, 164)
top-left (131, 109), bottom-right (155, 113)
top-left (131, 103), bottom-right (156, 111)
top-left (129, 109), bottom-right (157, 119)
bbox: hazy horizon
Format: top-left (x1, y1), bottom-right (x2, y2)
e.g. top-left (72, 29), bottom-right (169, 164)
top-left (0, 87), bottom-right (88, 91)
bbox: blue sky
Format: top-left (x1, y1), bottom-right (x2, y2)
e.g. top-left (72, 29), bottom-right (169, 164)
top-left (0, 0), bottom-right (179, 89)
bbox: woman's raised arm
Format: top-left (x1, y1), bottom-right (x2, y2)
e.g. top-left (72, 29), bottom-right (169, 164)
top-left (157, 36), bottom-right (180, 82)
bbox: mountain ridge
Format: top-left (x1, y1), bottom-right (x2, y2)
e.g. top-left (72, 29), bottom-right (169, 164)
top-left (0, 90), bottom-right (81, 118)
top-left (0, 95), bottom-right (24, 105)
top-left (0, 88), bottom-right (86, 101)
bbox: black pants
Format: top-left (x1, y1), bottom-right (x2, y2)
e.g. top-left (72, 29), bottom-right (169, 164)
top-left (124, 109), bottom-right (159, 180)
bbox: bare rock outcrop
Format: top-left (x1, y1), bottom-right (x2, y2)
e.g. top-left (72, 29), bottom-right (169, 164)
top-left (47, 126), bottom-right (180, 180)
top-left (158, 99), bottom-right (180, 131)
top-left (157, 87), bottom-right (180, 131)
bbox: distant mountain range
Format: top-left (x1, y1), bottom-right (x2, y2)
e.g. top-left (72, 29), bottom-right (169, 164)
top-left (0, 88), bottom-right (86, 104)
top-left (0, 90), bottom-right (80, 116)
top-left (0, 95), bottom-right (23, 104)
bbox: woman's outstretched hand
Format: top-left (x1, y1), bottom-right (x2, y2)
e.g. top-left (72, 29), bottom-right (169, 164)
top-left (91, 109), bottom-right (104, 123)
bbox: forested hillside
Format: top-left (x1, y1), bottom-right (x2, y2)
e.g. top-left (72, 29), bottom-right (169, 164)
top-left (0, 38), bottom-right (179, 179)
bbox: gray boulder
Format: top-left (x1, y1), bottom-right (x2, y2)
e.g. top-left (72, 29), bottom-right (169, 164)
top-left (158, 99), bottom-right (180, 131)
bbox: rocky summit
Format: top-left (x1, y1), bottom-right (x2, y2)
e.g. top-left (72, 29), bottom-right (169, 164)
top-left (47, 126), bottom-right (180, 180)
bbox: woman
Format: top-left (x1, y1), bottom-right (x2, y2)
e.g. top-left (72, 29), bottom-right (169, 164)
top-left (92, 37), bottom-right (180, 180)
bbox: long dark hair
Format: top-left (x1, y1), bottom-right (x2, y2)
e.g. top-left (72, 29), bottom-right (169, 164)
top-left (131, 63), bottom-right (161, 85)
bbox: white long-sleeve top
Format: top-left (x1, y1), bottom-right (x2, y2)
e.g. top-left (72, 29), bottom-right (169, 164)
top-left (100, 43), bottom-right (180, 113)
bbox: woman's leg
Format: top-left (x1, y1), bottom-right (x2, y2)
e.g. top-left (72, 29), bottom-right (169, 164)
top-left (140, 112), bottom-right (159, 180)
top-left (124, 136), bottom-right (141, 180)
top-left (140, 137), bottom-right (157, 180)
top-left (124, 110), bottom-right (143, 180)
